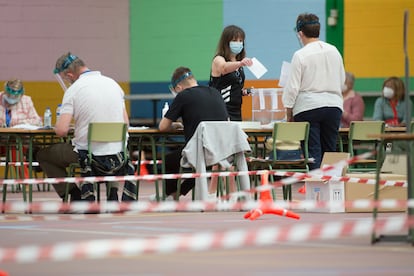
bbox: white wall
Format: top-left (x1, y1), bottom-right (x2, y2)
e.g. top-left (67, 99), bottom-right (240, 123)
top-left (0, 0), bottom-right (129, 82)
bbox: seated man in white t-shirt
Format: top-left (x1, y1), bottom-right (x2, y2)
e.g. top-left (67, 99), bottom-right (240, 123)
top-left (37, 52), bottom-right (136, 202)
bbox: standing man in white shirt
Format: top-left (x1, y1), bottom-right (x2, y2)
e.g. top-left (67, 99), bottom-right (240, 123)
top-left (282, 13), bottom-right (345, 170)
top-left (37, 52), bottom-right (136, 202)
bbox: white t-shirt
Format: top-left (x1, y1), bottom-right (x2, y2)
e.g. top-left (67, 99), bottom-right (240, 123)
top-left (61, 71), bottom-right (126, 155)
top-left (282, 40), bottom-right (345, 116)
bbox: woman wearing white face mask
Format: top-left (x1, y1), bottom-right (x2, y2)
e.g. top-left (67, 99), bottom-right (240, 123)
top-left (209, 25), bottom-right (253, 121)
top-left (0, 79), bottom-right (42, 127)
top-left (373, 76), bottom-right (412, 127)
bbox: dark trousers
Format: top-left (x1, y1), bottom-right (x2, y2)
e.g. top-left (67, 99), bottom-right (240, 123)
top-left (164, 148), bottom-right (195, 196)
top-left (36, 143), bottom-right (79, 197)
top-left (294, 107), bottom-right (342, 170)
top-left (37, 143), bottom-right (137, 201)
top-left (77, 150), bottom-right (137, 201)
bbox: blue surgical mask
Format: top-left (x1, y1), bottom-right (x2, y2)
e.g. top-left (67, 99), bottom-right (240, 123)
top-left (4, 94), bottom-right (20, 105)
top-left (229, 41), bottom-right (243, 55)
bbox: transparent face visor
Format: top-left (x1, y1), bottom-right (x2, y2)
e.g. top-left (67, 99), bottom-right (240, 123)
top-left (168, 71), bottom-right (192, 97)
top-left (53, 54), bottom-right (78, 92)
top-left (54, 72), bottom-right (68, 92)
top-left (168, 84), bottom-right (178, 97)
top-left (293, 27), bottom-right (303, 48)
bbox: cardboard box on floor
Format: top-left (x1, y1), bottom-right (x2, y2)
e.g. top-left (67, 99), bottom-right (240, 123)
top-left (345, 173), bottom-right (407, 212)
top-left (305, 152), bottom-right (350, 213)
top-left (381, 154), bottom-right (407, 175)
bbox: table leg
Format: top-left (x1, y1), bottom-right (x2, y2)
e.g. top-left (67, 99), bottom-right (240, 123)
top-left (371, 140), bottom-right (385, 243)
top-left (407, 140), bottom-right (414, 244)
top-left (372, 139), bottom-right (414, 245)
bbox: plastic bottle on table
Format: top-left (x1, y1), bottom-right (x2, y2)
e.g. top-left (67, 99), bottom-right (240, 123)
top-left (43, 107), bottom-right (52, 128)
top-left (162, 102), bottom-right (169, 118)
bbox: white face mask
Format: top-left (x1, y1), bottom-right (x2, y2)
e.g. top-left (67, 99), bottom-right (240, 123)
top-left (4, 94), bottom-right (20, 105)
top-left (341, 84), bottom-right (348, 93)
top-left (383, 87), bottom-right (394, 99)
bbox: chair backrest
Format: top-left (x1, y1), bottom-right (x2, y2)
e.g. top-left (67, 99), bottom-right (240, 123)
top-left (88, 122), bottom-right (127, 143)
top-left (271, 122), bottom-right (310, 160)
top-left (87, 122), bottom-right (128, 158)
top-left (348, 121), bottom-right (385, 159)
top-left (348, 121), bottom-right (385, 141)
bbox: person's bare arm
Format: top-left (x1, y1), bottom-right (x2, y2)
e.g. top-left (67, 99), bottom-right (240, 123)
top-left (159, 117), bottom-right (173, 131)
top-left (123, 109), bottom-right (130, 126)
top-left (211, 56), bottom-right (252, 76)
top-left (54, 113), bottom-right (72, 137)
top-left (285, 108), bottom-right (294, 122)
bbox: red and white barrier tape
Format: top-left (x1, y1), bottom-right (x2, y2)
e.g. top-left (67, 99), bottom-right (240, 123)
top-left (1, 199), bottom-right (414, 215)
top-left (0, 162), bottom-right (39, 167)
top-left (0, 213), bottom-right (124, 222)
top-left (0, 215), bottom-right (411, 264)
top-left (0, 151), bottom-right (406, 189)
top-left (0, 169), bottom-right (406, 189)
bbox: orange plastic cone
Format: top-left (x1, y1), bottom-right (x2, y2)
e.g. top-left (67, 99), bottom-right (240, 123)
top-left (243, 208), bottom-right (263, 220)
top-left (244, 171), bottom-right (300, 220)
top-left (135, 162), bottom-right (149, 176)
top-left (258, 172), bottom-right (273, 202)
top-left (263, 206), bottom-right (300, 219)
top-left (298, 184), bottom-right (306, 194)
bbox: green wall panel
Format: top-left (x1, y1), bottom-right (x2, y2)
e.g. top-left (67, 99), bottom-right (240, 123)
top-left (356, 77), bottom-right (414, 92)
top-left (130, 0), bottom-right (222, 82)
top-left (326, 0), bottom-right (344, 55)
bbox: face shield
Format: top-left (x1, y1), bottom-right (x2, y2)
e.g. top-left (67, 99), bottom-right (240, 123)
top-left (293, 26), bottom-right (303, 48)
top-left (4, 84), bottom-right (24, 105)
top-left (54, 72), bottom-right (68, 92)
top-left (53, 54), bottom-right (78, 92)
top-left (168, 71), bottom-right (192, 97)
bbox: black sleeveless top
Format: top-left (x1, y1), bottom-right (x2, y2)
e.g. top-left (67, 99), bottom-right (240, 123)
top-left (209, 66), bottom-right (245, 121)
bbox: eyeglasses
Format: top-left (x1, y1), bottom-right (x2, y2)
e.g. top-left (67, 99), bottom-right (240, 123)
top-left (168, 71), bottom-right (193, 92)
top-left (53, 54), bottom-right (78, 74)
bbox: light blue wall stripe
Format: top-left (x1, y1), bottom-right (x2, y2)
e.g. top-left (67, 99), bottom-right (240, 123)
top-left (223, 0), bottom-right (325, 80)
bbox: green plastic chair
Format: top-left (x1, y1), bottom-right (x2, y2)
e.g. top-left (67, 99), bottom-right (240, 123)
top-left (65, 122), bottom-right (128, 202)
top-left (248, 122), bottom-right (310, 201)
top-left (347, 121), bottom-right (385, 173)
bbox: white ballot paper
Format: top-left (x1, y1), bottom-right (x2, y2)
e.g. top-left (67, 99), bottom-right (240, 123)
top-left (278, 61), bottom-right (291, 87)
top-left (247, 57), bottom-right (268, 79)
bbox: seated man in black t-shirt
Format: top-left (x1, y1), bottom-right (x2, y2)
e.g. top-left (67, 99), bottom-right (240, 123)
top-left (158, 66), bottom-right (229, 200)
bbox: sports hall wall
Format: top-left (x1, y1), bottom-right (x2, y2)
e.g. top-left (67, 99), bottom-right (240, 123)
top-left (0, 0), bottom-right (413, 124)
top-left (343, 0), bottom-right (414, 118)
top-left (0, 0), bottom-right (130, 124)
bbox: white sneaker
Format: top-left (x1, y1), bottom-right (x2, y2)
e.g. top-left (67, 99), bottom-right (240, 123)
top-left (149, 194), bottom-right (175, 201)
top-left (165, 195), bottom-right (174, 201)
top-left (206, 193), bottom-right (217, 202)
top-left (148, 194), bottom-right (157, 202)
